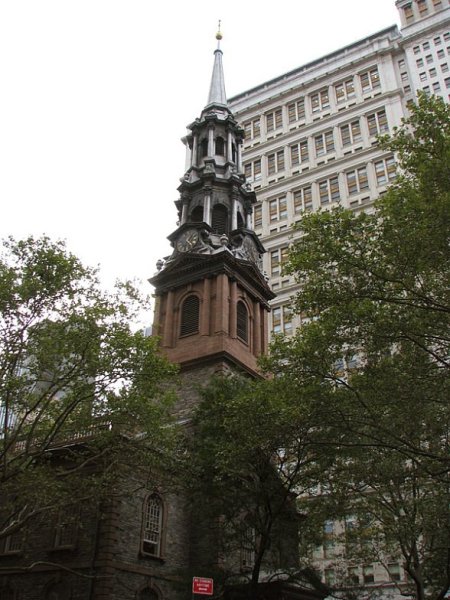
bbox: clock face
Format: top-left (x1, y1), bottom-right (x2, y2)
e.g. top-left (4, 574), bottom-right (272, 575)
top-left (176, 229), bottom-right (199, 252)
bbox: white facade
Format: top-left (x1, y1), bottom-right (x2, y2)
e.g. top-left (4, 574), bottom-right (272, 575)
top-left (229, 0), bottom-right (450, 341)
top-left (229, 0), bottom-right (450, 594)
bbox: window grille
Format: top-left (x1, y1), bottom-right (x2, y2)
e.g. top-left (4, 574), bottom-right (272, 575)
top-left (180, 296), bottom-right (200, 337)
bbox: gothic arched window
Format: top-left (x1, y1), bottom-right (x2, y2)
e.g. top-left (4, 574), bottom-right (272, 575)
top-left (141, 494), bottom-right (164, 557)
top-left (215, 136), bottom-right (225, 156)
top-left (180, 295), bottom-right (200, 337)
top-left (212, 204), bottom-right (228, 235)
top-left (237, 301), bottom-right (249, 343)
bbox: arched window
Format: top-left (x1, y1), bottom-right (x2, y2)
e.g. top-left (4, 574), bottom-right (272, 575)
top-left (215, 136), bottom-right (225, 156)
top-left (45, 583), bottom-right (69, 600)
top-left (237, 301), bottom-right (249, 343)
top-left (237, 211), bottom-right (245, 229)
top-left (212, 204), bottom-right (228, 235)
top-left (190, 205), bottom-right (204, 223)
top-left (142, 494), bottom-right (163, 557)
top-left (200, 138), bottom-right (208, 158)
top-left (180, 295), bottom-right (200, 337)
top-left (139, 588), bottom-right (159, 600)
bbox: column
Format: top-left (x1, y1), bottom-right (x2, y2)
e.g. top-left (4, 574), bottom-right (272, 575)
top-left (215, 274), bottom-right (230, 335)
top-left (229, 280), bottom-right (237, 338)
top-left (191, 133), bottom-right (198, 167)
top-left (162, 290), bottom-right (174, 347)
top-left (208, 126), bottom-right (214, 157)
top-left (253, 300), bottom-right (261, 356)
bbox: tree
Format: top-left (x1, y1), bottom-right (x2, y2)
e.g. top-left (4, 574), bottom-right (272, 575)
top-left (185, 374), bottom-right (333, 600)
top-left (0, 236), bottom-right (178, 547)
top-left (263, 93), bottom-right (450, 600)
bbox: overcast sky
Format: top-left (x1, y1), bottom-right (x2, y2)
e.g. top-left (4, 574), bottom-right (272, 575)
top-left (0, 0), bottom-right (400, 323)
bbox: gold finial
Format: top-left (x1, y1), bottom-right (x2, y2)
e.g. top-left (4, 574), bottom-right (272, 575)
top-left (216, 19), bottom-right (222, 42)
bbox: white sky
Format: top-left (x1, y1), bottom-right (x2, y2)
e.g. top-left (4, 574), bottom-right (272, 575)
top-left (0, 0), bottom-right (400, 323)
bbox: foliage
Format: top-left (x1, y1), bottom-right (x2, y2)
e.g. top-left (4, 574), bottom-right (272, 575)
top-left (261, 94), bottom-right (450, 600)
top-left (0, 236), bottom-right (178, 543)
top-left (185, 374), bottom-right (335, 598)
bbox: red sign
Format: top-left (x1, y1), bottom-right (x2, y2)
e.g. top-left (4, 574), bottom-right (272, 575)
top-left (192, 577), bottom-right (214, 596)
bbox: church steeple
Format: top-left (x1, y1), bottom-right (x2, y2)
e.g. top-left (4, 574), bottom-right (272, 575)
top-left (205, 25), bottom-right (228, 110)
top-left (150, 32), bottom-right (274, 376)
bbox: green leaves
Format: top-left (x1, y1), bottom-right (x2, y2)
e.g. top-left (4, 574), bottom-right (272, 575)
top-left (0, 236), bottom-right (178, 540)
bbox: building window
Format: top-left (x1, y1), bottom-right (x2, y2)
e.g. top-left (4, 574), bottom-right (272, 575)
top-left (434, 35), bottom-right (442, 46)
top-left (180, 295), bottom-right (200, 337)
top-left (446, 76), bottom-right (450, 88)
top-left (287, 97), bottom-right (305, 122)
top-left (269, 196), bottom-right (287, 221)
top-left (240, 525), bottom-right (255, 571)
top-left (437, 48), bottom-right (445, 58)
top-left (374, 156), bottom-right (396, 186)
top-left (142, 494), bottom-right (163, 557)
top-left (418, 0), bottom-right (429, 16)
top-left (253, 204), bottom-right (262, 228)
top-left (244, 158), bottom-right (261, 182)
top-left (360, 67), bottom-right (380, 93)
top-left (212, 204), bottom-right (228, 234)
top-left (236, 301), bottom-right (249, 343)
top-left (346, 167), bottom-right (369, 196)
top-left (433, 0), bottom-right (443, 8)
top-left (363, 564), bottom-right (375, 584)
top-left (293, 186), bottom-right (313, 213)
top-left (340, 120), bottom-right (362, 146)
top-left (314, 130), bottom-right (335, 156)
top-left (200, 138), bottom-right (208, 158)
top-left (310, 88), bottom-right (330, 113)
top-left (0, 586), bottom-right (16, 600)
top-left (387, 563), bottom-right (402, 582)
top-left (404, 3), bottom-right (414, 23)
top-left (215, 136), bottom-right (225, 156)
top-left (272, 304), bottom-right (293, 335)
top-left (413, 45), bottom-right (420, 54)
top-left (419, 71), bottom-right (427, 81)
top-left (270, 246), bottom-right (289, 277)
top-left (45, 582), bottom-right (70, 600)
top-left (429, 67), bottom-right (437, 77)
top-left (334, 78), bottom-right (355, 103)
top-left (416, 57), bottom-right (424, 67)
top-left (367, 109), bottom-right (388, 136)
top-left (290, 139), bottom-right (309, 166)
top-left (54, 505), bottom-right (79, 548)
top-left (348, 567), bottom-right (360, 585)
top-left (244, 118), bottom-right (261, 140)
top-left (319, 176), bottom-right (340, 205)
top-left (441, 62), bottom-right (449, 73)
top-left (266, 108), bottom-right (283, 132)
top-left (267, 149), bottom-right (285, 175)
top-left (426, 53), bottom-right (434, 64)
top-left (0, 514), bottom-right (23, 554)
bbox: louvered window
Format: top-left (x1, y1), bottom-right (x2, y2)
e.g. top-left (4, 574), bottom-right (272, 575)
top-left (180, 296), bottom-right (200, 337)
top-left (237, 301), bottom-right (248, 343)
top-left (212, 205), bottom-right (228, 234)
